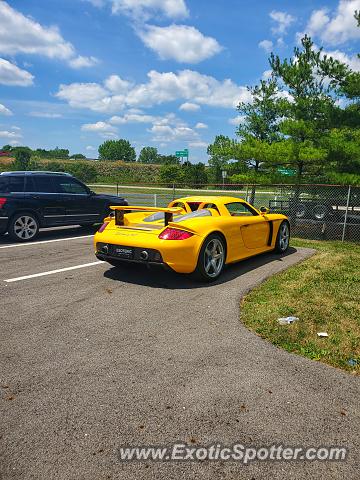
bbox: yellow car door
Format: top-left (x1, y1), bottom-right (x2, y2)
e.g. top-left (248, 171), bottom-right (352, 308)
top-left (240, 216), bottom-right (270, 249)
top-left (224, 201), bottom-right (270, 250)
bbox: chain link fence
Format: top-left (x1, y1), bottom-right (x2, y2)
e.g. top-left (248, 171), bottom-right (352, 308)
top-left (89, 183), bottom-right (360, 243)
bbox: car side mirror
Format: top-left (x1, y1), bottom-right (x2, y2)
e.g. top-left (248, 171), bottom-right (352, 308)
top-left (260, 206), bottom-right (270, 214)
top-left (89, 190), bottom-right (96, 196)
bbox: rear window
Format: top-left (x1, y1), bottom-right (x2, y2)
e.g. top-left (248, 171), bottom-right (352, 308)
top-left (173, 209), bottom-right (212, 222)
top-left (0, 176), bottom-right (25, 193)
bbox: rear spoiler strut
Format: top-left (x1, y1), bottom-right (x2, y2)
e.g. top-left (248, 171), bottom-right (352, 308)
top-left (110, 205), bottom-right (183, 227)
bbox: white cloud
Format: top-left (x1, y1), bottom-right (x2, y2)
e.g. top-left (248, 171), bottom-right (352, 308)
top-left (0, 103), bottom-right (13, 116)
top-left (81, 121), bottom-right (118, 138)
top-left (110, 0), bottom-right (188, 19)
top-left (304, 0), bottom-right (360, 46)
top-left (56, 70), bottom-right (252, 113)
top-left (109, 113), bottom-right (157, 124)
top-left (270, 10), bottom-right (295, 35)
top-left (144, 113), bottom-right (203, 144)
top-left (258, 39), bottom-right (273, 53)
top-left (0, 129), bottom-right (22, 139)
top-left (29, 112), bottom-right (63, 118)
top-left (86, 145), bottom-right (96, 150)
top-left (179, 102), bottom-right (200, 111)
top-left (150, 124), bottom-right (199, 143)
top-left (104, 74), bottom-right (132, 93)
top-left (0, 58), bottom-right (34, 86)
top-left (56, 82), bottom-right (111, 110)
top-left (306, 8), bottom-right (330, 35)
top-left (228, 115), bottom-right (246, 126)
top-left (188, 141), bottom-right (208, 148)
top-left (68, 55), bottom-right (99, 69)
top-left (0, 2), bottom-right (98, 68)
top-left (195, 122), bottom-right (207, 129)
top-left (262, 69), bottom-right (273, 80)
top-left (138, 24), bottom-right (222, 63)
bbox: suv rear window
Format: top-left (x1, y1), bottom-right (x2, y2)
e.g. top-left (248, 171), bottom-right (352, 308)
top-left (0, 176), bottom-right (25, 193)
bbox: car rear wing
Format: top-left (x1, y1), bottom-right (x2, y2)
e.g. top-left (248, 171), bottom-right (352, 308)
top-left (110, 205), bottom-right (183, 226)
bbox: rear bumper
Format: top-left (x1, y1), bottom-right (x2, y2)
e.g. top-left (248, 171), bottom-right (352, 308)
top-left (94, 229), bottom-right (202, 273)
top-left (95, 252), bottom-right (171, 270)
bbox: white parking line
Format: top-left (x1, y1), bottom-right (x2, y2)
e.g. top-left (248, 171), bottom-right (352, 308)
top-left (0, 235), bottom-right (93, 249)
top-left (4, 261), bottom-right (104, 283)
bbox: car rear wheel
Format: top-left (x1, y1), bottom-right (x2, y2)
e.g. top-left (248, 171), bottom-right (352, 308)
top-left (8, 213), bottom-right (39, 242)
top-left (275, 220), bottom-right (290, 253)
top-left (194, 234), bottom-right (225, 282)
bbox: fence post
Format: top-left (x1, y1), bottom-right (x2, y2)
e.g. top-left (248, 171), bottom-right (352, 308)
top-left (116, 182), bottom-right (119, 197)
top-left (172, 183), bottom-right (175, 200)
top-left (154, 193), bottom-right (157, 207)
top-left (341, 185), bottom-right (351, 243)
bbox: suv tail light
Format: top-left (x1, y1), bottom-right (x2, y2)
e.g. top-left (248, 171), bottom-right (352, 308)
top-left (159, 227), bottom-right (193, 240)
top-left (0, 198), bottom-right (7, 208)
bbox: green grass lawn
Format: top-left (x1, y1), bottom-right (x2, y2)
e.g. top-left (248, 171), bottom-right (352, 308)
top-left (241, 238), bottom-right (360, 374)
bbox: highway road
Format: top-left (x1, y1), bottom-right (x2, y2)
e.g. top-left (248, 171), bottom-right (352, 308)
top-left (0, 227), bottom-right (359, 479)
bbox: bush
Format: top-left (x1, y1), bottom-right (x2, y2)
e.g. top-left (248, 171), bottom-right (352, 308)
top-left (65, 163), bottom-right (98, 182)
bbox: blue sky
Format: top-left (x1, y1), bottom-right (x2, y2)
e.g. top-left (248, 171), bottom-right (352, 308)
top-left (0, 0), bottom-right (359, 162)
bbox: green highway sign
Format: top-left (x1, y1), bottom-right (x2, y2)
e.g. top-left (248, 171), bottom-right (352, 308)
top-left (278, 167), bottom-right (296, 176)
top-left (175, 149), bottom-right (189, 157)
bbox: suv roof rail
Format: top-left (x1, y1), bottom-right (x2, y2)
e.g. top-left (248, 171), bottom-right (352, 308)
top-left (0, 171), bottom-right (72, 176)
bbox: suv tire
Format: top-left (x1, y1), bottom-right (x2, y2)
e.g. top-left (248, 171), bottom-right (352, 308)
top-left (8, 213), bottom-right (39, 242)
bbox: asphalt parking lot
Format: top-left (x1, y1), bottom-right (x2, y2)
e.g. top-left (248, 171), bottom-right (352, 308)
top-left (1, 227), bottom-right (359, 480)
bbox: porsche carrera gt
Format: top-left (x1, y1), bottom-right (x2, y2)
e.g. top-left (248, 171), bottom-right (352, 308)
top-left (94, 196), bottom-right (290, 281)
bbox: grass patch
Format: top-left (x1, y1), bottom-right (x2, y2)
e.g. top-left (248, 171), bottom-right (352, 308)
top-left (241, 238), bottom-right (360, 373)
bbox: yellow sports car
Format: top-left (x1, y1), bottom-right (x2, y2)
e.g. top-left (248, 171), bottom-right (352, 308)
top-left (94, 196), bottom-right (290, 281)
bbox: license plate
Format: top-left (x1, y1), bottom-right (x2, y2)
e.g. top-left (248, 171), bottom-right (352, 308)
top-left (113, 247), bottom-right (133, 259)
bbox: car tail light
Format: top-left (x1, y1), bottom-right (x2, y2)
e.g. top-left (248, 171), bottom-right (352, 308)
top-left (98, 222), bottom-right (109, 233)
top-left (0, 198), bottom-right (7, 208)
top-left (159, 227), bottom-right (193, 240)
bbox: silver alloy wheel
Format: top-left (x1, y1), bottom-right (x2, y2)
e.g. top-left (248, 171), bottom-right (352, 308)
top-left (279, 222), bottom-right (290, 251)
top-left (203, 238), bottom-right (225, 278)
top-left (14, 215), bottom-right (37, 240)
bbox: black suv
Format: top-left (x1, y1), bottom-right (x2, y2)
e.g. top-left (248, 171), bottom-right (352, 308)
top-left (0, 171), bottom-right (128, 241)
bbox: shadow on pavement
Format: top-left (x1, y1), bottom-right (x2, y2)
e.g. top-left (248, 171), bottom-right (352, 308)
top-left (103, 247), bottom-right (298, 289)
